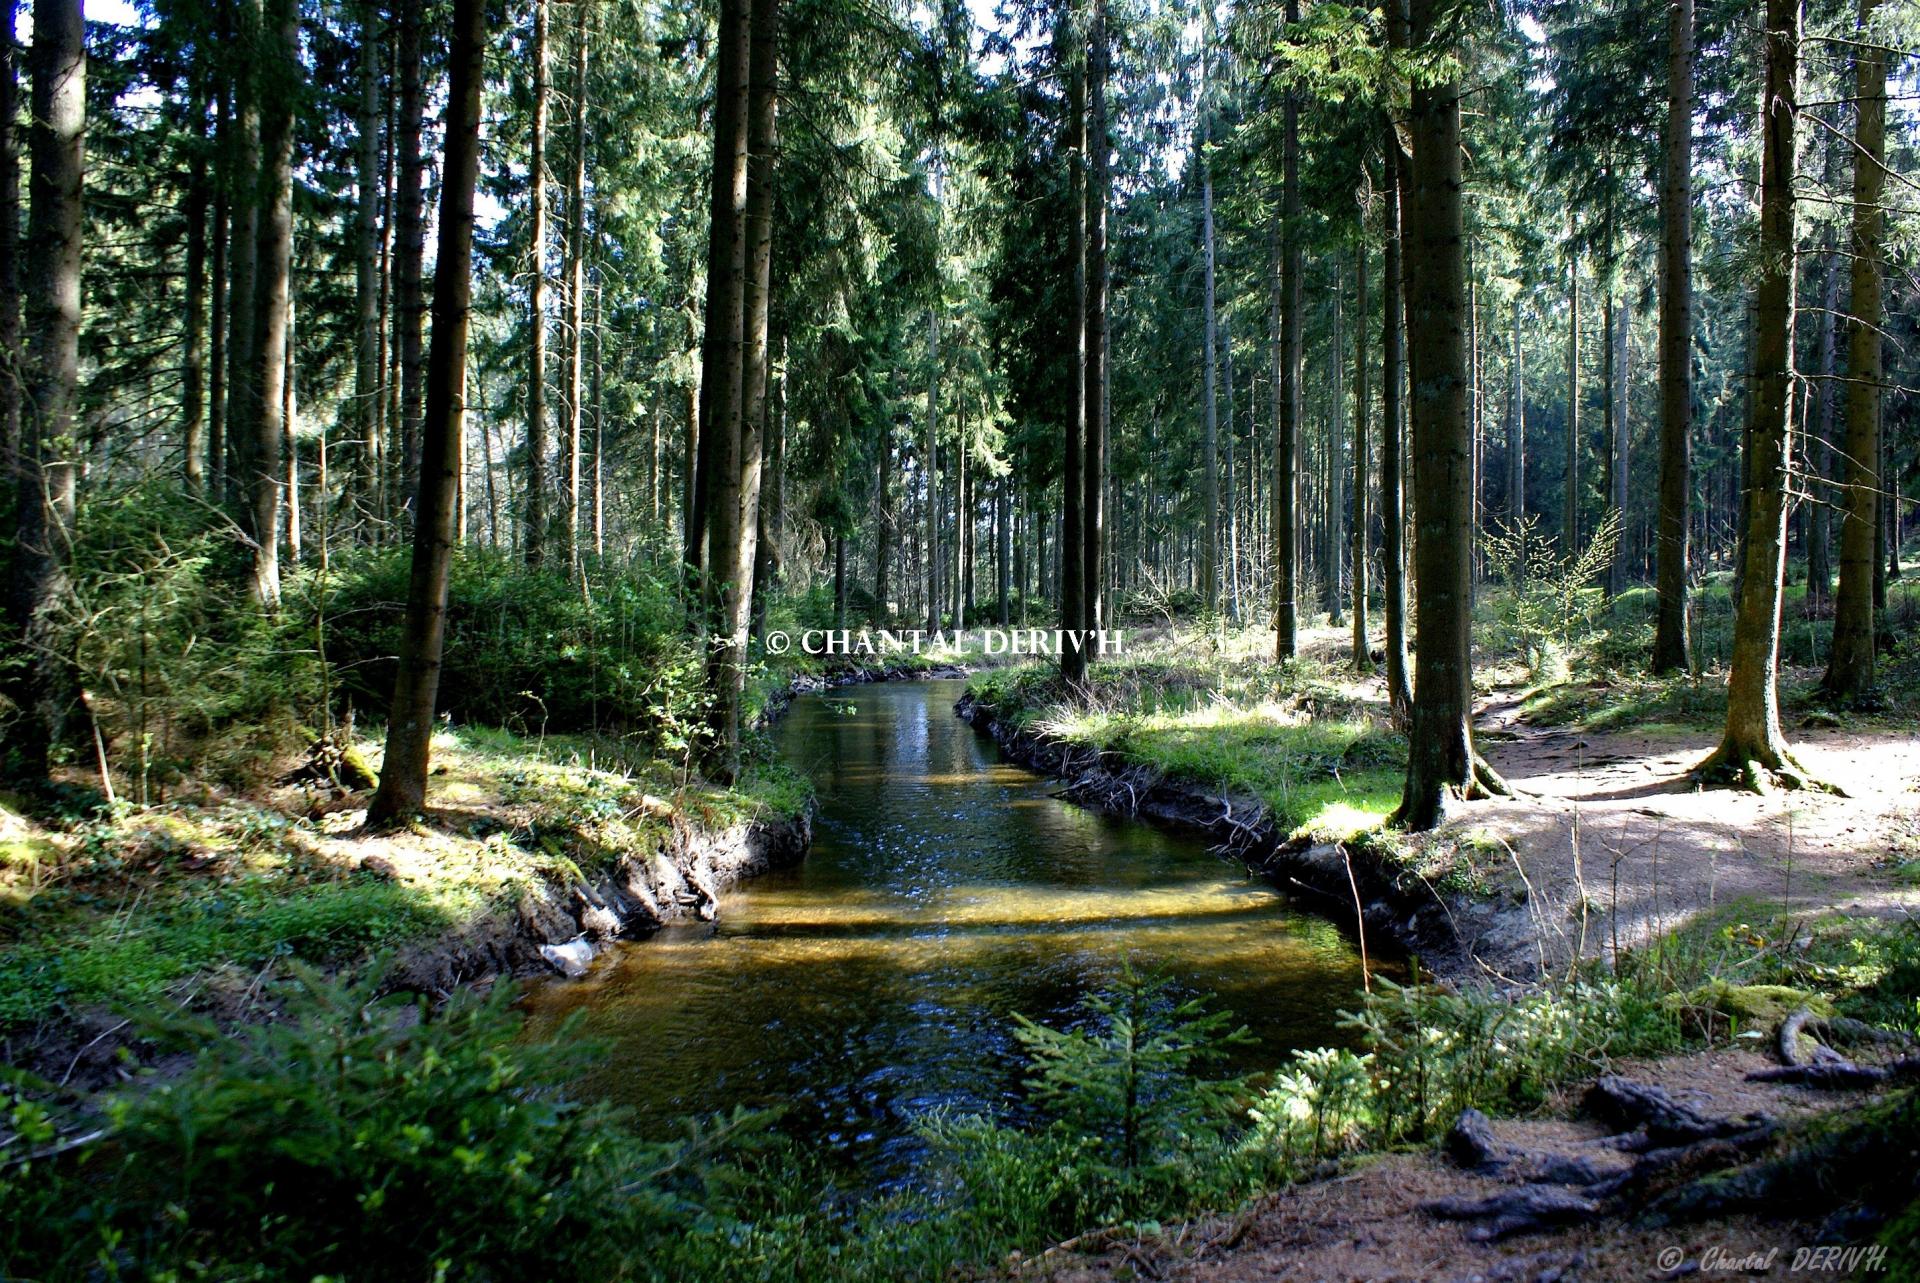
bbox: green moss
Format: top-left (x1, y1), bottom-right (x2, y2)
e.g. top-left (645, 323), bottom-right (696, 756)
top-left (1667, 980), bottom-right (1836, 1029)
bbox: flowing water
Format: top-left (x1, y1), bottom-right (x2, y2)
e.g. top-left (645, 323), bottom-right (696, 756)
top-left (522, 679), bottom-right (1378, 1179)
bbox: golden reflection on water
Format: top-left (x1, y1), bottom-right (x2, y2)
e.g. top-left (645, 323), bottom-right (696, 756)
top-left (522, 679), bottom-right (1382, 1173)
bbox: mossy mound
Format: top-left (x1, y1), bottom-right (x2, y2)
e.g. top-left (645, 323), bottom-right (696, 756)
top-left (1666, 980), bottom-right (1836, 1027)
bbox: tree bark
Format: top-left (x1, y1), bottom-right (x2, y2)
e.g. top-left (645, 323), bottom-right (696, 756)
top-left (393, 0), bottom-right (426, 510)
top-left (244, 0), bottom-right (298, 607)
top-left (4, 0), bottom-right (84, 781)
top-left (368, 0), bottom-right (487, 825)
top-left (1352, 243), bottom-right (1370, 672)
top-left (1082, 0), bottom-right (1108, 646)
top-left (1273, 0), bottom-right (1302, 660)
top-left (1380, 127), bottom-right (1413, 722)
top-left (1393, 0), bottom-right (1507, 831)
top-left (1696, 0), bottom-right (1813, 791)
top-left (697, 0), bottom-right (752, 779)
top-left (0, 0), bottom-right (18, 472)
top-left (563, 0), bottom-right (589, 577)
top-left (1198, 1), bottom-right (1219, 615)
top-left (1820, 0), bottom-right (1884, 701)
top-left (1059, 13), bottom-right (1086, 688)
top-left (224, 0), bottom-right (261, 511)
top-left (1653, 0), bottom-right (1695, 672)
top-left (1565, 243), bottom-right (1580, 553)
top-left (1805, 250), bottom-right (1838, 612)
top-left (525, 0), bottom-right (553, 567)
top-left (353, 0), bottom-right (383, 535)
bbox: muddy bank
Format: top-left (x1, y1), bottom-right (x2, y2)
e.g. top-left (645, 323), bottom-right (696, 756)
top-left (955, 690), bottom-right (1539, 982)
top-left (393, 806), bottom-right (813, 992)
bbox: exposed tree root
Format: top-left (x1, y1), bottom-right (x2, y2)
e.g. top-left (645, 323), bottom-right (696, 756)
top-left (1686, 740), bottom-right (1845, 796)
top-left (1423, 1187), bottom-right (1601, 1242)
top-left (1583, 1074), bottom-right (1771, 1148)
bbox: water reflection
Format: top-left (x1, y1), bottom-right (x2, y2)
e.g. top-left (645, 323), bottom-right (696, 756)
top-left (521, 679), bottom-right (1377, 1177)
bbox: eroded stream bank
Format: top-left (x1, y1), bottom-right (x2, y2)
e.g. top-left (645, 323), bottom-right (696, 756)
top-left (522, 679), bottom-right (1380, 1178)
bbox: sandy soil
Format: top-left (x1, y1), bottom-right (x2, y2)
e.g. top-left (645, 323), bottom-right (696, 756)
top-left (1015, 1049), bottom-right (1897, 1283)
top-left (1461, 709), bottom-right (1920, 975)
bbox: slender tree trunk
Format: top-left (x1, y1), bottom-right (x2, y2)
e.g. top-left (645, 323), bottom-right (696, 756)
top-left (225, 1), bottom-right (261, 511)
top-left (1380, 130), bottom-right (1413, 723)
top-left (0, 0), bottom-right (18, 472)
top-left (526, 0), bottom-right (553, 566)
top-left (4, 0), bottom-right (84, 781)
top-left (563, 0), bottom-right (589, 577)
top-left (244, 0), bottom-right (297, 607)
top-left (1393, 0), bottom-right (1506, 831)
top-left (1507, 297), bottom-right (1525, 531)
top-left (1696, 0), bottom-right (1809, 790)
top-left (1082, 0), bottom-right (1108, 648)
top-left (1328, 263), bottom-right (1346, 624)
top-left (722, 0), bottom-right (777, 748)
top-left (1565, 244), bottom-right (1580, 553)
top-left (353, 0), bottom-right (382, 536)
top-left (393, 0), bottom-right (426, 509)
top-left (1273, 0), bottom-right (1302, 660)
top-left (698, 0), bottom-right (752, 779)
top-left (1805, 250), bottom-right (1838, 611)
top-left (1653, 0), bottom-right (1695, 671)
top-left (368, 0), bottom-right (487, 824)
top-left (1198, 8), bottom-right (1219, 614)
top-left (208, 84), bottom-right (230, 500)
top-left (1060, 19), bottom-right (1086, 687)
top-left (1821, 0), bottom-right (1884, 700)
top-left (1352, 242), bottom-right (1370, 671)
top-left (926, 304), bottom-right (942, 630)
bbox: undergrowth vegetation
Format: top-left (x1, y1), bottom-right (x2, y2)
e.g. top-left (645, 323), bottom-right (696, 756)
top-left (7, 916), bottom-right (1914, 1282)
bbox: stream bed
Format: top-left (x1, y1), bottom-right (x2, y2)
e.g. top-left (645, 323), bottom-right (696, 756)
top-left (521, 678), bottom-right (1378, 1180)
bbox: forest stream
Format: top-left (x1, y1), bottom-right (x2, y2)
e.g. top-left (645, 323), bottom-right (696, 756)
top-left (521, 679), bottom-right (1380, 1184)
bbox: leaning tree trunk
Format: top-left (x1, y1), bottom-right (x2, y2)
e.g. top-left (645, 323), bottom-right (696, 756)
top-left (525, 0), bottom-right (552, 567)
top-left (1273, 0), bottom-right (1302, 660)
top-left (698, 0), bottom-right (751, 780)
top-left (1380, 128), bottom-right (1413, 723)
top-left (1393, 0), bottom-right (1508, 831)
top-left (4, 0), bottom-right (84, 783)
top-left (1652, 0), bottom-right (1695, 672)
top-left (367, 0), bottom-right (487, 825)
top-left (1695, 0), bottom-right (1814, 792)
top-left (244, 0), bottom-right (298, 608)
top-left (1821, 0), bottom-right (1884, 702)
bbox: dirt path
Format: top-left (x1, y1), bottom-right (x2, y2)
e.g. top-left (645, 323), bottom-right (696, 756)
top-left (1023, 1049), bottom-right (1895, 1283)
top-left (1449, 717), bottom-right (1920, 976)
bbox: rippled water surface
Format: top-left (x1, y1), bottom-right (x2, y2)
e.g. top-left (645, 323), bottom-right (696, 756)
top-left (522, 679), bottom-right (1376, 1175)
